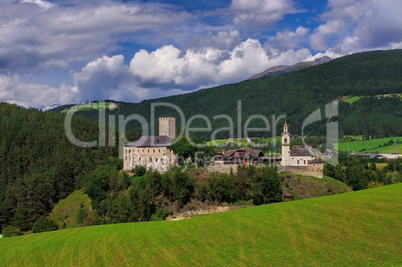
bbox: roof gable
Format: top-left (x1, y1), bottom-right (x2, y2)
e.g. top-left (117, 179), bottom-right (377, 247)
top-left (290, 147), bottom-right (315, 157)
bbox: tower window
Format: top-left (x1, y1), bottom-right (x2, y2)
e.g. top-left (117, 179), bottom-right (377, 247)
top-left (284, 138), bottom-right (287, 144)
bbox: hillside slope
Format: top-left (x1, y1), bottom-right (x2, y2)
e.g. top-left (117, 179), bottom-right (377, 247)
top-left (1, 183), bottom-right (401, 266)
top-left (50, 49), bottom-right (402, 138)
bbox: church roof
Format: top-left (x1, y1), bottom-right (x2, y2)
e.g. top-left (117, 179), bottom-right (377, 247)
top-left (125, 136), bottom-right (172, 147)
top-left (290, 147), bottom-right (315, 157)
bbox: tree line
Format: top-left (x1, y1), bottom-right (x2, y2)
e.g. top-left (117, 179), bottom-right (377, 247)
top-left (324, 152), bottom-right (402, 190)
top-left (78, 163), bottom-right (282, 225)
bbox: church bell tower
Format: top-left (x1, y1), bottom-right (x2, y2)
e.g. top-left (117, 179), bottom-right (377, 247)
top-left (281, 122), bottom-right (290, 166)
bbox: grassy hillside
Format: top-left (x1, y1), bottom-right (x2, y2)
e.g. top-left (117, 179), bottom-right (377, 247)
top-left (335, 137), bottom-right (402, 153)
top-left (48, 190), bottom-right (92, 229)
top-left (1, 183), bottom-right (401, 266)
top-left (280, 174), bottom-right (352, 199)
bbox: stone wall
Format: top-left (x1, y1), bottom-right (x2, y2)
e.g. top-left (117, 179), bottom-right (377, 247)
top-left (206, 163), bottom-right (239, 174)
top-left (278, 163), bottom-right (324, 178)
top-left (123, 146), bottom-right (176, 172)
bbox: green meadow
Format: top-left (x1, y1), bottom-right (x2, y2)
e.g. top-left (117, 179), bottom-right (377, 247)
top-left (207, 137), bottom-right (281, 147)
top-left (335, 137), bottom-right (402, 153)
top-left (1, 183), bottom-right (401, 266)
top-left (344, 96), bottom-right (362, 104)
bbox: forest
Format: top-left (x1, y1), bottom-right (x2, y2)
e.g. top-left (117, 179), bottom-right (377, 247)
top-left (0, 103), bottom-right (116, 233)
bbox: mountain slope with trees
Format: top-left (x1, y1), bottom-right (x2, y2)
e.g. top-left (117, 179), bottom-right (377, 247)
top-left (0, 103), bottom-right (116, 233)
top-left (51, 49), bottom-right (402, 138)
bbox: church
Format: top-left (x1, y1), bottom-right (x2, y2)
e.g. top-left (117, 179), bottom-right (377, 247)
top-left (123, 117), bottom-right (177, 173)
top-left (278, 122), bottom-right (324, 178)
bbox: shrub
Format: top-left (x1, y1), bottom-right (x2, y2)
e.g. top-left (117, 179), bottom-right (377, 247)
top-left (76, 208), bottom-right (88, 224)
top-left (1, 226), bottom-right (22, 237)
top-left (32, 218), bottom-right (58, 233)
top-left (133, 165), bottom-right (146, 177)
top-left (367, 180), bottom-right (384, 188)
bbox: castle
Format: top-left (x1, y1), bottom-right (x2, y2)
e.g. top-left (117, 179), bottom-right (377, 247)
top-left (123, 117), bottom-right (177, 173)
top-left (278, 122), bottom-right (324, 178)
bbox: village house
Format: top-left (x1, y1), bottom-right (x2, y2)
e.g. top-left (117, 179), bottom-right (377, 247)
top-left (123, 117), bottom-right (177, 173)
top-left (214, 147), bottom-right (265, 165)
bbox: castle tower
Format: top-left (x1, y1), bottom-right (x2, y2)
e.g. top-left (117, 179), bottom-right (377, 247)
top-left (159, 117), bottom-right (176, 139)
top-left (281, 122), bottom-right (290, 166)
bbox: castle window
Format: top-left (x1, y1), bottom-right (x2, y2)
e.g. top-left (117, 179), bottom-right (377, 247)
top-left (304, 160), bottom-right (306, 165)
top-left (297, 160), bottom-right (299, 164)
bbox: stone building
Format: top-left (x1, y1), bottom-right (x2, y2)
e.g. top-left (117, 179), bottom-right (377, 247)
top-left (278, 122), bottom-right (324, 178)
top-left (123, 117), bottom-right (177, 172)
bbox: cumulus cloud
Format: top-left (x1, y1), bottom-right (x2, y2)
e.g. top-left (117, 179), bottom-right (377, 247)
top-left (128, 38), bottom-right (311, 89)
top-left (230, 0), bottom-right (297, 29)
top-left (74, 55), bottom-right (131, 101)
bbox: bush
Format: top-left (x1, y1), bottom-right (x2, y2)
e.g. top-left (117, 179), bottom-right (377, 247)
top-left (76, 208), bottom-right (88, 224)
top-left (1, 226), bottom-right (22, 237)
top-left (133, 165), bottom-right (146, 177)
top-left (32, 218), bottom-right (58, 233)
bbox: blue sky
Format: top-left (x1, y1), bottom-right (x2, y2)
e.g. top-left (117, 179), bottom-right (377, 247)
top-left (1, 0), bottom-right (402, 108)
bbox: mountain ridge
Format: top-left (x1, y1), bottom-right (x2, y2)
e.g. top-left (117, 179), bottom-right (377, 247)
top-left (247, 56), bottom-right (332, 80)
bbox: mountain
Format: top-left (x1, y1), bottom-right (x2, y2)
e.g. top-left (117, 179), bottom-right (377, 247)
top-left (247, 56), bottom-right (332, 80)
top-left (40, 104), bottom-right (60, 111)
top-left (49, 49), bottom-right (402, 139)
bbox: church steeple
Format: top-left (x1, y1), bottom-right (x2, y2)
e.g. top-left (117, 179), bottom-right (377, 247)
top-left (281, 122), bottom-right (290, 166)
top-left (283, 121), bottom-right (288, 133)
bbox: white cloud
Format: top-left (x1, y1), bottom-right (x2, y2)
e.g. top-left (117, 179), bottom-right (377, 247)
top-left (230, 0), bottom-right (297, 29)
top-left (0, 75), bottom-right (78, 107)
top-left (74, 55), bottom-right (131, 101)
top-left (311, 0), bottom-right (402, 53)
top-left (21, 0), bottom-right (55, 10)
top-left (268, 26), bottom-right (309, 51)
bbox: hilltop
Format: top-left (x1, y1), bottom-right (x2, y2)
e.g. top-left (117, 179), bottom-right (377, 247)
top-left (50, 49), bottom-right (402, 138)
top-left (1, 183), bottom-right (400, 266)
